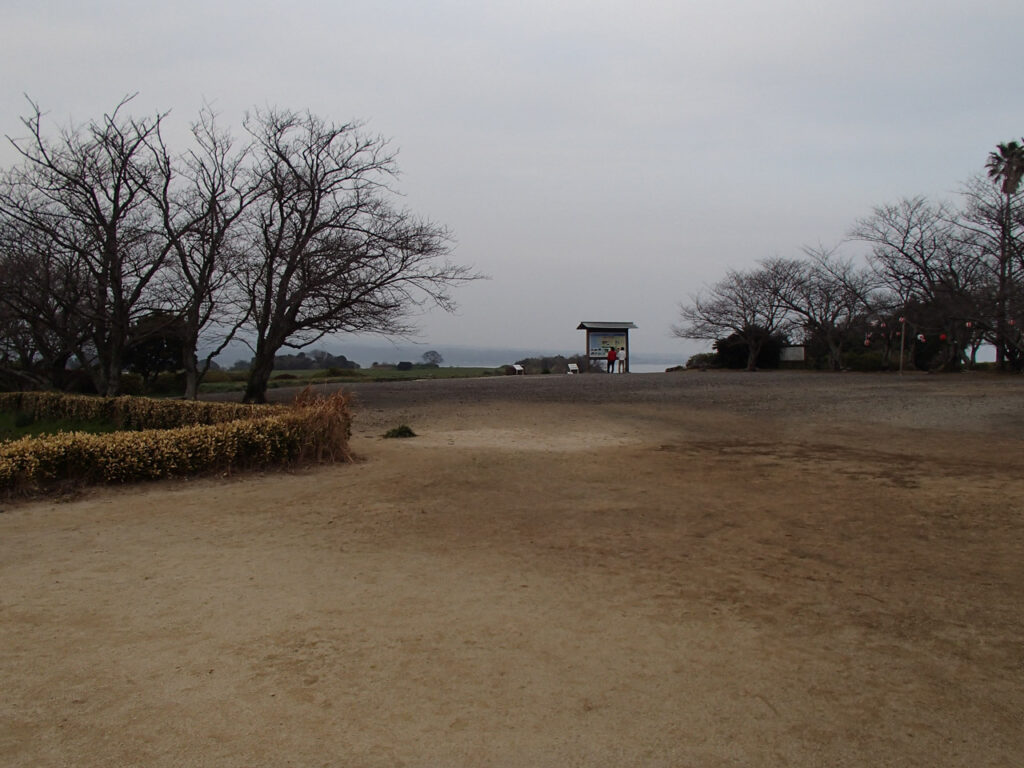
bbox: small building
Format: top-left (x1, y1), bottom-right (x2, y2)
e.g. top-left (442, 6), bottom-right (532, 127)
top-left (577, 321), bottom-right (638, 372)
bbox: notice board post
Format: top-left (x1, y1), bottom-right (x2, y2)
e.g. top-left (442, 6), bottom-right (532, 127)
top-left (577, 321), bottom-right (638, 373)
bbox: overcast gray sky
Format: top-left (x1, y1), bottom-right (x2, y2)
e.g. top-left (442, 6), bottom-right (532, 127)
top-left (3, 0), bottom-right (1022, 359)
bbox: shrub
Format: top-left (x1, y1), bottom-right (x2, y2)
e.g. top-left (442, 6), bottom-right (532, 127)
top-left (843, 350), bottom-right (887, 372)
top-left (308, 367), bottom-right (359, 380)
top-left (290, 388), bottom-right (352, 462)
top-left (202, 369), bottom-right (239, 384)
top-left (383, 424), bottom-right (416, 438)
top-left (713, 331), bottom-right (786, 369)
top-left (119, 373), bottom-right (145, 396)
top-left (0, 392), bottom-right (266, 430)
top-left (0, 389), bottom-right (352, 497)
top-left (62, 369), bottom-right (98, 394)
top-left (146, 371), bottom-right (187, 396)
top-left (686, 352), bottom-right (718, 370)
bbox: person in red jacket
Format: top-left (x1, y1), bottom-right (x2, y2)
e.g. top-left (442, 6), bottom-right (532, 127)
top-left (606, 345), bottom-right (617, 373)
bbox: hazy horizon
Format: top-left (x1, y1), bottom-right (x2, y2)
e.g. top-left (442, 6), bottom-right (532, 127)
top-left (217, 337), bottom-right (697, 370)
top-left (3, 1), bottom-right (1021, 356)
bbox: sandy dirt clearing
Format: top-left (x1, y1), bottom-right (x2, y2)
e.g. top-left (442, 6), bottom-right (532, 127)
top-left (2, 372), bottom-right (1023, 767)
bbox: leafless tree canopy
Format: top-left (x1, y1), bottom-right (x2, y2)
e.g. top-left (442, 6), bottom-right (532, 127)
top-left (237, 108), bottom-right (475, 402)
top-left (673, 267), bottom-right (793, 371)
top-left (0, 98), bottom-right (479, 400)
top-left (675, 140), bottom-right (1024, 372)
top-left (0, 97), bottom-right (171, 396)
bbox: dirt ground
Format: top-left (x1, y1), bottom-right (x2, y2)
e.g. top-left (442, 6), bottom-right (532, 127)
top-left (2, 371), bottom-right (1023, 767)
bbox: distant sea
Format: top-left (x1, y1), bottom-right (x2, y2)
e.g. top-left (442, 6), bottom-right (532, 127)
top-left (332, 343), bottom-right (691, 372)
top-left (218, 338), bottom-right (993, 371)
top-left (220, 338), bottom-right (998, 372)
top-left (212, 335), bottom-right (704, 373)
top-left (216, 339), bottom-right (694, 372)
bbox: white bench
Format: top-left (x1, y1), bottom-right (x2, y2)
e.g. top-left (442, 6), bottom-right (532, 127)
top-left (567, 363), bottom-right (579, 374)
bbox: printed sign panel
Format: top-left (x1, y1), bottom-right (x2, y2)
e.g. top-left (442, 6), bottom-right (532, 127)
top-left (588, 332), bottom-right (626, 358)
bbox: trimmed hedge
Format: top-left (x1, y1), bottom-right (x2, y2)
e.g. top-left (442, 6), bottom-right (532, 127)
top-left (0, 391), bottom-right (267, 430)
top-left (0, 389), bottom-right (352, 497)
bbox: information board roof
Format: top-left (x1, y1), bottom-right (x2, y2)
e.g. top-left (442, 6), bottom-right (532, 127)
top-left (576, 321), bottom-right (638, 330)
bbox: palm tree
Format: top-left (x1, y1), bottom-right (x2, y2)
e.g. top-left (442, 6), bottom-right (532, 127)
top-left (987, 140), bottom-right (1024, 195)
top-left (985, 140), bottom-right (1024, 369)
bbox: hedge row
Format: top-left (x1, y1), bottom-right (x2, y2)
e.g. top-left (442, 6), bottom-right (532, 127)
top-left (0, 391), bottom-right (268, 430)
top-left (0, 389), bottom-right (351, 497)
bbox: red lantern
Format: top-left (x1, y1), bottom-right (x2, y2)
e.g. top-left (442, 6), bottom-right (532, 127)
top-left (966, 321), bottom-right (973, 329)
top-left (939, 333), bottom-right (947, 341)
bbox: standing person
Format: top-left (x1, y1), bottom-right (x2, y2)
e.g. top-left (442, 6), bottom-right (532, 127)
top-left (617, 347), bottom-right (627, 373)
top-left (606, 345), bottom-right (617, 373)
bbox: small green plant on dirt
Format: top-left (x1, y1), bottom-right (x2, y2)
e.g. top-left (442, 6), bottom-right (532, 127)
top-left (383, 424), bottom-right (417, 438)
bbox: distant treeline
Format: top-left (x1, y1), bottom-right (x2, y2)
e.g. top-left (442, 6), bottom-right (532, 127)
top-left (229, 351), bottom-right (360, 371)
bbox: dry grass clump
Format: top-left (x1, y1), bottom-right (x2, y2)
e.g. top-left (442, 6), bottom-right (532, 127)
top-left (292, 388), bottom-right (353, 463)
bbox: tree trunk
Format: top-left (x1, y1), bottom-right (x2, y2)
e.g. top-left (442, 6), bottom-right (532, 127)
top-left (47, 355), bottom-right (71, 391)
top-left (827, 339), bottom-right (843, 371)
top-left (936, 339), bottom-right (959, 372)
top-left (102, 347), bottom-right (124, 397)
top-left (243, 350), bottom-right (276, 403)
top-left (995, 196), bottom-right (1011, 370)
top-left (183, 349), bottom-right (200, 401)
top-left (745, 342), bottom-right (762, 372)
top-left (184, 370), bottom-right (199, 401)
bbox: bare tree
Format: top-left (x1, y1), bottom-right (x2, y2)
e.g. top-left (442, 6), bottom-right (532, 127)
top-left (0, 212), bottom-right (94, 387)
top-left (149, 106), bottom-right (258, 398)
top-left (977, 143), bottom-right (1024, 368)
top-left (237, 108), bottom-right (476, 403)
top-left (851, 196), bottom-right (987, 369)
top-left (0, 271), bottom-right (40, 388)
top-left (673, 266), bottom-right (792, 371)
top-left (762, 248), bottom-right (878, 370)
top-left (0, 97), bottom-right (170, 396)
